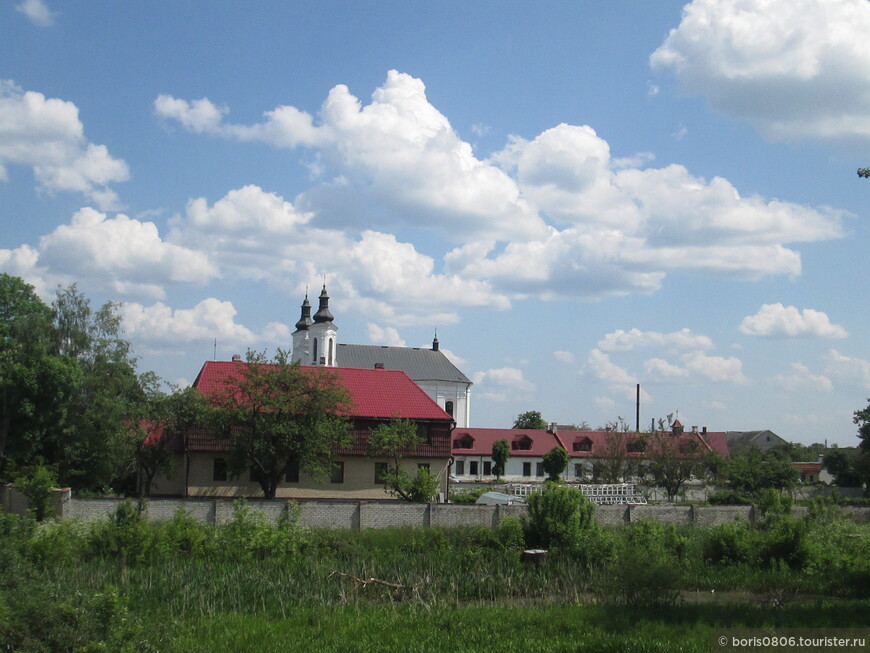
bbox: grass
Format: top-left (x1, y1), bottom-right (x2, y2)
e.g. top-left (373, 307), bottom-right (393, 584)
top-left (1, 503), bottom-right (869, 651)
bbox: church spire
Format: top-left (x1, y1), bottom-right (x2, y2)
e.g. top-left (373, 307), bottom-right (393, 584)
top-left (432, 329), bottom-right (439, 351)
top-left (313, 283), bottom-right (334, 324)
top-left (294, 290), bottom-right (312, 331)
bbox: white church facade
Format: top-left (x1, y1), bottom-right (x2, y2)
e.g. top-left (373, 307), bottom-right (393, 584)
top-left (290, 285), bottom-right (472, 427)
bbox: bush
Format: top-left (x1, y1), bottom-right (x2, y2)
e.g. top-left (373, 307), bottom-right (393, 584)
top-left (450, 487), bottom-right (487, 504)
top-left (494, 516), bottom-right (525, 552)
top-left (88, 499), bottom-right (151, 563)
top-left (594, 530), bottom-right (680, 606)
top-left (708, 489), bottom-right (752, 505)
top-left (703, 522), bottom-right (753, 565)
top-left (15, 465), bottom-right (58, 521)
top-left (523, 482), bottom-right (594, 551)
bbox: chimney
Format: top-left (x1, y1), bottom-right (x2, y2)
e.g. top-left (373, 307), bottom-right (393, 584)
top-left (692, 426), bottom-right (698, 433)
top-left (374, 362), bottom-right (385, 369)
top-left (548, 422), bottom-right (557, 434)
top-left (231, 354), bottom-right (241, 362)
top-left (702, 426), bottom-right (707, 435)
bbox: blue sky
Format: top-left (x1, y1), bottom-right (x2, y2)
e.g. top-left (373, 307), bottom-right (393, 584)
top-left (2, 0), bottom-right (869, 445)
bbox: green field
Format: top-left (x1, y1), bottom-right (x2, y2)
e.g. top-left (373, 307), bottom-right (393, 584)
top-left (1, 498), bottom-right (868, 652)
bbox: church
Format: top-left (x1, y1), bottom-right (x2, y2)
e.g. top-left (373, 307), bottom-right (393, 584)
top-left (290, 285), bottom-right (473, 427)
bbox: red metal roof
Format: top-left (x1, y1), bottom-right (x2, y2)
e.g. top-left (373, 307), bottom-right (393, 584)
top-left (451, 427), bottom-right (731, 459)
top-left (451, 428), bottom-right (563, 457)
top-left (556, 429), bottom-right (730, 458)
top-left (192, 361), bottom-right (452, 422)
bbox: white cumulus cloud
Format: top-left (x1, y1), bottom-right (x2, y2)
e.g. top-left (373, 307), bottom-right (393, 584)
top-left (16, 0), bottom-right (54, 26)
top-left (651, 0), bottom-right (870, 143)
top-left (599, 328), bottom-right (714, 352)
top-left (0, 81), bottom-right (129, 208)
top-left (740, 303), bottom-right (848, 338)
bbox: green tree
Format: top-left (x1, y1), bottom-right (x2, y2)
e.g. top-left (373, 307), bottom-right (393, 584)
top-left (368, 418), bottom-right (438, 502)
top-left (542, 446), bottom-right (568, 482)
top-left (593, 431), bottom-right (640, 483)
top-left (725, 448), bottom-right (798, 497)
top-left (491, 439), bottom-right (510, 480)
top-left (854, 397), bottom-right (870, 452)
top-left (647, 432), bottom-right (701, 502)
top-left (0, 275), bottom-right (77, 481)
top-left (512, 410), bottom-right (548, 430)
top-left (212, 350), bottom-right (353, 499)
top-left (823, 448), bottom-right (870, 492)
top-left (132, 382), bottom-right (211, 497)
top-left (858, 168), bottom-right (870, 178)
top-left (50, 285), bottom-right (146, 492)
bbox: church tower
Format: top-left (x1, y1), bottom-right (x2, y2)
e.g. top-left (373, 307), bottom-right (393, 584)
top-left (292, 284), bottom-right (338, 367)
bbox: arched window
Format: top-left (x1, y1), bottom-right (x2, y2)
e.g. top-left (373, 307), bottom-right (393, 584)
top-left (445, 400), bottom-right (454, 417)
top-left (328, 338), bottom-right (334, 365)
top-left (312, 338), bottom-right (318, 364)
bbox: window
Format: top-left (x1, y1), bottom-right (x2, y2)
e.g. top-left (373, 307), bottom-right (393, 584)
top-left (445, 400), bottom-right (454, 417)
top-left (312, 338), bottom-right (318, 364)
top-left (213, 458), bottom-right (227, 482)
top-left (574, 463), bottom-right (583, 478)
top-left (627, 439), bottom-right (646, 453)
top-left (328, 338), bottom-right (334, 365)
top-left (469, 461), bottom-right (478, 476)
top-left (285, 458), bottom-right (299, 483)
top-left (573, 438), bottom-right (592, 452)
top-left (330, 461), bottom-right (344, 484)
top-left (454, 460), bottom-right (465, 475)
top-left (483, 461), bottom-right (492, 476)
top-left (417, 423), bottom-right (432, 445)
top-left (535, 462), bottom-right (544, 477)
top-left (512, 436), bottom-right (532, 451)
top-left (522, 462), bottom-right (531, 477)
top-left (374, 462), bottom-right (388, 484)
top-left (454, 436), bottom-right (473, 449)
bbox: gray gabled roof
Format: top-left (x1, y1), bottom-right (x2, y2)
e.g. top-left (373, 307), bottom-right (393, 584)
top-left (336, 343), bottom-right (472, 384)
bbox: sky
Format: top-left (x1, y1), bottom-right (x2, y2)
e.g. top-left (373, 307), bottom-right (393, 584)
top-left (2, 0), bottom-right (869, 446)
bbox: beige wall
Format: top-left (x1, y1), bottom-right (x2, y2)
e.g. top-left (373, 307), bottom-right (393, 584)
top-left (154, 453), bottom-right (450, 499)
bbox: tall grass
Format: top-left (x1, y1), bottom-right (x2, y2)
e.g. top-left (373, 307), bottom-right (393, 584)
top-left (2, 499), bottom-right (869, 651)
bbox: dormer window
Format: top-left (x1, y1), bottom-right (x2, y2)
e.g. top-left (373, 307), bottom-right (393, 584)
top-left (512, 436), bottom-right (532, 451)
top-left (453, 435), bottom-right (474, 450)
top-left (573, 437), bottom-right (592, 452)
top-left (627, 438), bottom-right (646, 453)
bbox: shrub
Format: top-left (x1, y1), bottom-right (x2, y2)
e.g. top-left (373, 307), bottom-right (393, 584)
top-left (88, 499), bottom-right (151, 563)
top-left (494, 516), bottom-right (525, 552)
top-left (703, 522), bottom-right (753, 565)
top-left (523, 482), bottom-right (594, 551)
top-left (708, 489), bottom-right (752, 505)
top-left (594, 532), bottom-right (680, 606)
top-left (450, 487), bottom-right (487, 504)
top-left (15, 465), bottom-right (58, 521)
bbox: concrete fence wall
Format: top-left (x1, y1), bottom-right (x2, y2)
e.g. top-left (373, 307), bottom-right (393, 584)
top-left (4, 484), bottom-right (869, 528)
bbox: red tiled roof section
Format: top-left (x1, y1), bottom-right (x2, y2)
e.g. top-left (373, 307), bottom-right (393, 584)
top-left (192, 361), bottom-right (452, 421)
top-left (557, 430), bottom-right (730, 458)
top-left (450, 428), bottom-right (562, 456)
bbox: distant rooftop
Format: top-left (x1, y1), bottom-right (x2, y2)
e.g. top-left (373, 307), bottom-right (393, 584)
top-left (336, 343), bottom-right (472, 384)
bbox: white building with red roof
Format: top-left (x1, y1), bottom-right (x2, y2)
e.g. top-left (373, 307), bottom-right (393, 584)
top-left (150, 361), bottom-right (454, 499)
top-left (451, 423), bottom-right (730, 484)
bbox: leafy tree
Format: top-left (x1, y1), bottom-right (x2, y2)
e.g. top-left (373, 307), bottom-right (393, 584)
top-left (854, 397), bottom-right (870, 452)
top-left (593, 431), bottom-right (639, 483)
top-left (132, 382), bottom-right (211, 497)
top-left (512, 410), bottom-right (548, 430)
top-left (50, 285), bottom-right (146, 492)
top-left (368, 417), bottom-right (439, 502)
top-left (212, 350), bottom-right (353, 499)
top-left (858, 167), bottom-right (870, 178)
top-left (646, 433), bottom-right (701, 502)
top-left (0, 275), bottom-right (77, 480)
top-left (542, 446), bottom-right (568, 481)
top-left (725, 448), bottom-right (798, 497)
top-left (822, 449), bottom-right (862, 487)
top-left (491, 439), bottom-right (510, 480)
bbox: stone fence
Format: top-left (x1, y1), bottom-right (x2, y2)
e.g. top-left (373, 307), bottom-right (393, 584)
top-left (3, 485), bottom-right (869, 529)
